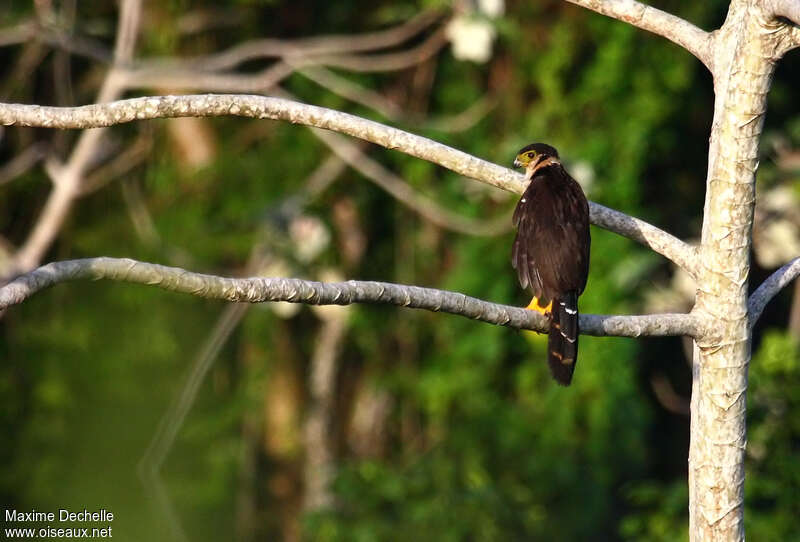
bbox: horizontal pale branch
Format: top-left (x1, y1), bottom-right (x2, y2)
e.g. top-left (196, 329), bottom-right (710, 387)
top-left (748, 256), bottom-right (800, 327)
top-left (0, 94), bottom-right (523, 190)
top-left (565, 0), bottom-right (713, 69)
top-left (0, 258), bottom-right (702, 338)
top-left (589, 202), bottom-right (698, 274)
top-left (0, 94), bottom-right (699, 276)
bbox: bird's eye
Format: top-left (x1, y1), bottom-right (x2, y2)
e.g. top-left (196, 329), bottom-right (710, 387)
top-left (527, 152), bottom-right (536, 158)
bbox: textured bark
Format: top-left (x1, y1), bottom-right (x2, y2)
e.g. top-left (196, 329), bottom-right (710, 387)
top-left (749, 256), bottom-right (800, 326)
top-left (689, 2), bottom-right (797, 539)
top-left (0, 257), bottom-right (701, 338)
top-left (0, 94), bottom-right (697, 275)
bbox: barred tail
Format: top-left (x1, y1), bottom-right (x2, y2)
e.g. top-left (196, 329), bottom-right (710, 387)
top-left (547, 291), bottom-right (579, 386)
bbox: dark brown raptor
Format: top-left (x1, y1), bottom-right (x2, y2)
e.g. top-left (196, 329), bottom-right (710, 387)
top-left (511, 143), bottom-right (591, 386)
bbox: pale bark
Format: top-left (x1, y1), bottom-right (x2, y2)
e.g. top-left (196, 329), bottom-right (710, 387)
top-left (12, 0), bottom-right (141, 273)
top-left (303, 316), bottom-right (347, 511)
top-left (749, 256), bottom-right (800, 326)
top-left (560, 1), bottom-right (799, 538)
top-left (144, 11), bottom-right (442, 72)
top-left (0, 94), bottom-right (698, 275)
top-left (688, 1), bottom-right (797, 540)
top-left (0, 257), bottom-right (701, 338)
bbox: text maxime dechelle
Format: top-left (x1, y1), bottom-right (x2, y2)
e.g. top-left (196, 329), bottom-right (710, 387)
top-left (4, 508), bottom-right (114, 539)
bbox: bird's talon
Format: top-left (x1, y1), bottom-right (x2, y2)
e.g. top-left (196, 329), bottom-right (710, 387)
top-left (525, 297), bottom-right (553, 315)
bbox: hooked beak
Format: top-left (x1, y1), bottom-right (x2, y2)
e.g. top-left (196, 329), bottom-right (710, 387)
top-left (513, 158), bottom-right (523, 168)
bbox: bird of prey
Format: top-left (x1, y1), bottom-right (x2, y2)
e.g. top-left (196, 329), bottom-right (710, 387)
top-left (511, 143), bottom-right (591, 386)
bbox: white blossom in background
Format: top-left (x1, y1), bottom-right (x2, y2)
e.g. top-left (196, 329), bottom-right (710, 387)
top-left (446, 16), bottom-right (496, 63)
top-left (257, 258), bottom-right (301, 318)
top-left (446, 0), bottom-right (504, 63)
top-left (290, 215), bottom-right (331, 263)
top-left (478, 0), bottom-right (504, 17)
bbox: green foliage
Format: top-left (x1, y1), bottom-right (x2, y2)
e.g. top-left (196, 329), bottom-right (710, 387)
top-left (745, 331), bottom-right (800, 540)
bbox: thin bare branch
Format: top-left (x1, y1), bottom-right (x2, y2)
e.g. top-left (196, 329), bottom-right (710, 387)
top-left (306, 28), bottom-right (447, 73)
top-left (113, 0), bottom-right (141, 63)
top-left (124, 27), bottom-right (447, 92)
top-left (305, 154), bottom-right (348, 198)
top-left (138, 302), bottom-right (246, 542)
top-left (79, 133), bottom-right (153, 195)
top-left (0, 94), bottom-right (523, 190)
top-left (0, 142), bottom-right (48, 186)
top-left (0, 257), bottom-right (702, 338)
top-left (0, 21), bottom-right (34, 47)
top-left (303, 316), bottom-right (346, 512)
top-left (0, 93), bottom-right (699, 275)
top-left (122, 62), bottom-right (295, 94)
top-left (295, 65), bottom-right (401, 120)
top-left (651, 371), bottom-right (690, 415)
top-left (748, 256), bottom-right (800, 327)
top-left (138, 153), bottom-right (354, 536)
top-left (10, 0), bottom-right (141, 274)
top-left (153, 11), bottom-right (442, 72)
top-left (590, 202), bottom-right (699, 275)
top-left (1, 40), bottom-right (48, 99)
top-left (39, 28), bottom-right (112, 63)
top-left (423, 96), bottom-right (496, 133)
top-left (564, 0), bottom-right (713, 69)
top-left (308, 123), bottom-right (512, 236)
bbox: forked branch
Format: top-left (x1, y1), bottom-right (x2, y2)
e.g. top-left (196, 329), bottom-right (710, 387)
top-left (0, 94), bottom-right (699, 276)
top-left (0, 258), bottom-right (702, 338)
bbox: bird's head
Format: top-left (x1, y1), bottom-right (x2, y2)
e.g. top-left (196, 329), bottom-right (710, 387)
top-left (513, 143), bottom-right (560, 175)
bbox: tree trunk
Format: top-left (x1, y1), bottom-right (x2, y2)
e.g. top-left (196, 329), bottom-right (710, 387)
top-left (690, 1), bottom-right (792, 538)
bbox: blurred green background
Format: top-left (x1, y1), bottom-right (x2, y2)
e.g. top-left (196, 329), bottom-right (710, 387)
top-left (1, 0), bottom-right (799, 540)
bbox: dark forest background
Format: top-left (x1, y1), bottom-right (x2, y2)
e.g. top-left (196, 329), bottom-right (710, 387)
top-left (1, 0), bottom-right (799, 540)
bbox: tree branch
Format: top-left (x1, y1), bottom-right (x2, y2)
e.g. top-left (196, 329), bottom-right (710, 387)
top-left (589, 202), bottom-right (698, 275)
top-left (0, 142), bottom-right (48, 186)
top-left (0, 93), bottom-right (699, 276)
top-left (748, 256), bottom-right (800, 327)
top-left (11, 0), bottom-right (141, 274)
top-left (0, 257), bottom-right (701, 338)
top-left (294, 65), bottom-right (401, 120)
top-left (766, 0), bottom-right (800, 27)
top-left (147, 10), bottom-right (443, 72)
top-left (564, 0), bottom-right (714, 69)
top-left (123, 27), bottom-right (447, 90)
top-left (306, 120), bottom-right (512, 236)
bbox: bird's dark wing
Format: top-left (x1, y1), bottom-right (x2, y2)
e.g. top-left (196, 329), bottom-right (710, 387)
top-left (512, 165), bottom-right (590, 302)
top-left (512, 188), bottom-right (544, 297)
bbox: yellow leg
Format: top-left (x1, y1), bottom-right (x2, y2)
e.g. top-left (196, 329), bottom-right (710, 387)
top-left (525, 296), bottom-right (552, 315)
